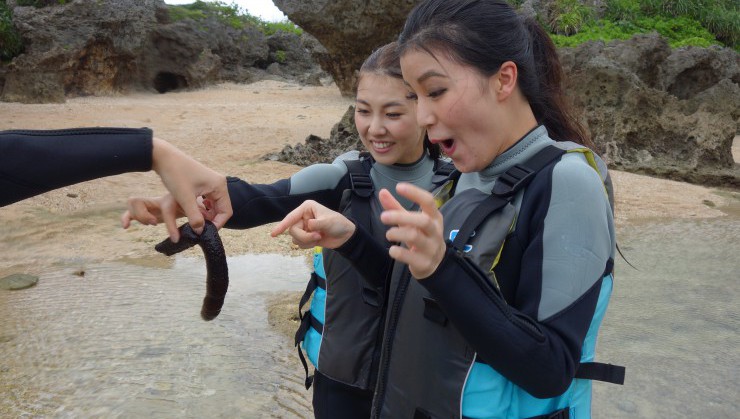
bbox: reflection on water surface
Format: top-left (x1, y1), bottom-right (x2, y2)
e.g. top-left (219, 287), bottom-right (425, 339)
top-left (2, 202), bottom-right (739, 418)
top-left (0, 254), bottom-right (313, 418)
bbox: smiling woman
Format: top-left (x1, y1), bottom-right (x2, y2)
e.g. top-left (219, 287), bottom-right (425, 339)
top-left (163, 0), bottom-right (287, 22)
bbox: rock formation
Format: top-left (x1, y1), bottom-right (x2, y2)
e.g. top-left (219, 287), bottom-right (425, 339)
top-left (266, 105), bottom-right (361, 166)
top-left (2, 1), bottom-right (736, 187)
top-left (560, 34), bottom-right (739, 187)
top-left (272, 0), bottom-right (419, 97)
top-left (272, 35), bottom-right (738, 188)
top-left (1, 0), bottom-right (324, 103)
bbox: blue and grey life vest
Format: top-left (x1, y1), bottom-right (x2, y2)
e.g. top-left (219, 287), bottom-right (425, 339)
top-left (294, 153), bottom-right (458, 390)
top-left (372, 141), bottom-right (624, 419)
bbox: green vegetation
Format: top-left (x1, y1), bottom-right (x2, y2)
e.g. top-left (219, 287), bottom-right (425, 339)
top-left (548, 0), bottom-right (593, 36)
top-left (260, 20), bottom-right (302, 36)
top-left (0, 0), bottom-right (23, 61)
top-left (551, 15), bottom-right (721, 48)
top-left (168, 1), bottom-right (302, 36)
top-left (274, 49), bottom-right (287, 63)
top-left (546, 0), bottom-right (739, 50)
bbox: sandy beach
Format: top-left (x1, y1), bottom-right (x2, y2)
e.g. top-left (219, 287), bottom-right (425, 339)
top-left (0, 80), bottom-right (736, 271)
top-left (1, 81), bottom-right (738, 417)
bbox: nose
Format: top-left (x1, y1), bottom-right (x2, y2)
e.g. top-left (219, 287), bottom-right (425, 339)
top-left (416, 98), bottom-right (435, 128)
top-left (368, 115), bottom-right (386, 137)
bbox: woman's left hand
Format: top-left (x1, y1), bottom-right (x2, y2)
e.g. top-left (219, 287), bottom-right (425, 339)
top-left (379, 183), bottom-right (446, 280)
top-left (270, 200), bottom-right (357, 250)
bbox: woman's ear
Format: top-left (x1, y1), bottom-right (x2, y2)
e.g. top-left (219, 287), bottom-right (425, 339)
top-left (490, 61), bottom-right (518, 101)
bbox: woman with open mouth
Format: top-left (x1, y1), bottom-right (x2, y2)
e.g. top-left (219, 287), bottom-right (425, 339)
top-left (272, 1), bottom-right (623, 418)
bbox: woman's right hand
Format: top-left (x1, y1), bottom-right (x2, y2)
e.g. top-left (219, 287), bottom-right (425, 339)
top-left (121, 194), bottom-right (181, 231)
top-left (129, 137), bottom-right (232, 242)
top-left (270, 200), bottom-right (356, 249)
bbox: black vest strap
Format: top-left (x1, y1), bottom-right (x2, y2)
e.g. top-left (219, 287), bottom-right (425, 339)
top-left (294, 311), bottom-right (314, 389)
top-left (345, 157), bottom-right (374, 197)
top-left (575, 361), bottom-right (625, 385)
top-left (492, 145), bottom-right (565, 197)
top-left (452, 145), bottom-right (566, 252)
top-left (294, 311), bottom-right (326, 390)
top-left (343, 157), bottom-right (375, 236)
top-left (296, 346), bottom-right (314, 390)
top-left (298, 272), bottom-right (326, 315)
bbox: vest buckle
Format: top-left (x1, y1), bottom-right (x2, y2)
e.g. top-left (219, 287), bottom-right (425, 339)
top-left (493, 164), bottom-right (535, 197)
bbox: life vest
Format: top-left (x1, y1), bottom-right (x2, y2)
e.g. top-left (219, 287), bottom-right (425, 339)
top-left (372, 143), bottom-right (624, 419)
top-left (294, 153), bottom-right (459, 390)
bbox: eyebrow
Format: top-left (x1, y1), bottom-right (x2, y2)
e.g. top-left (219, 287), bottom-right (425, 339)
top-left (417, 70), bottom-right (447, 83)
top-left (355, 98), bottom-right (406, 108)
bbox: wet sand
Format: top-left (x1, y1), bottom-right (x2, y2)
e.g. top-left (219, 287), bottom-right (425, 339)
top-left (1, 82), bottom-right (739, 417)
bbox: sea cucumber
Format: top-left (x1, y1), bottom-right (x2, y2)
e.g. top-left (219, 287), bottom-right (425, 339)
top-left (154, 221), bottom-right (228, 321)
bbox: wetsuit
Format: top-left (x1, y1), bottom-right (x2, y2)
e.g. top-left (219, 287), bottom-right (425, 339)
top-left (1, 128), bottom-right (153, 207)
top-left (225, 150), bottom-right (452, 418)
top-left (334, 126), bottom-right (617, 418)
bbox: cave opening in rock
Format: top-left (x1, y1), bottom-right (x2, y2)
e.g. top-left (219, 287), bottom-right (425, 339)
top-left (153, 72), bottom-right (188, 93)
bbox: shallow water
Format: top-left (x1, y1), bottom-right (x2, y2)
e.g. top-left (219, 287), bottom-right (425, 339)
top-left (593, 210), bottom-right (740, 417)
top-left (2, 207), bottom-right (739, 418)
top-left (0, 254), bottom-right (313, 418)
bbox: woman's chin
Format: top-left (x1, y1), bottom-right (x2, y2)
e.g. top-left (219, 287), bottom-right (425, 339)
top-left (449, 157), bottom-right (476, 173)
top-left (369, 153), bottom-right (394, 165)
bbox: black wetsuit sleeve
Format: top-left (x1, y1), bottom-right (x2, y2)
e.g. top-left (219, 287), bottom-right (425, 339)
top-left (419, 247), bottom-right (600, 398)
top-left (333, 220), bottom-right (393, 288)
top-left (419, 159), bottom-right (611, 398)
top-left (0, 127), bottom-right (153, 207)
top-left (224, 173), bottom-right (350, 229)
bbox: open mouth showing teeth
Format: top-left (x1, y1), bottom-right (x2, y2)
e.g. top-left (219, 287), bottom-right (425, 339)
top-left (373, 142), bottom-right (391, 149)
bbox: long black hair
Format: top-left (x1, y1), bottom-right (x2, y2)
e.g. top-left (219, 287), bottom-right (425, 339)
top-left (397, 0), bottom-right (591, 148)
top-left (359, 42), bottom-right (442, 159)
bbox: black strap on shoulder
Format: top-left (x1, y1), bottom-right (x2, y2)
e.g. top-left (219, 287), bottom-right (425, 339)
top-left (575, 361), bottom-right (625, 385)
top-left (451, 145), bottom-right (566, 252)
top-left (492, 145), bottom-right (565, 197)
top-left (345, 158), bottom-right (374, 198)
top-left (343, 157), bottom-right (375, 232)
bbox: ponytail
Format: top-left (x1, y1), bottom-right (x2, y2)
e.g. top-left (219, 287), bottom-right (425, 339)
top-left (522, 17), bottom-right (592, 148)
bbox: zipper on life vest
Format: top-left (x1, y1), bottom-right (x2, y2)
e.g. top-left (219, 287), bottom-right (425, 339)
top-left (371, 268), bottom-right (412, 419)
